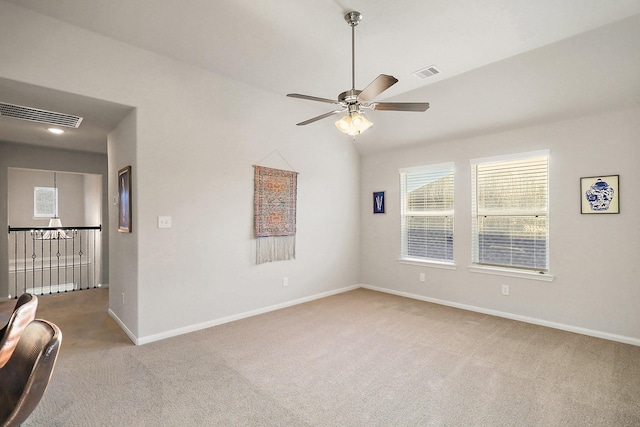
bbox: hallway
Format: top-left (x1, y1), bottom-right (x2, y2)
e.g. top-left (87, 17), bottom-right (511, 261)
top-left (0, 288), bottom-right (132, 356)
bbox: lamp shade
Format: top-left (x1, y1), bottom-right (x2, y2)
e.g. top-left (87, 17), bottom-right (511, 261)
top-left (335, 115), bottom-right (352, 132)
top-left (43, 217), bottom-right (67, 239)
top-left (47, 218), bottom-right (63, 228)
top-left (335, 112), bottom-right (372, 136)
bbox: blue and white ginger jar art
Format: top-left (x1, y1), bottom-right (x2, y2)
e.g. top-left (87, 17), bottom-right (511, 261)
top-left (585, 178), bottom-right (614, 211)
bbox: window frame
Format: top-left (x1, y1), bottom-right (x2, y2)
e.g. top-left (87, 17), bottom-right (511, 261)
top-left (469, 150), bottom-right (552, 280)
top-left (34, 186), bottom-right (58, 218)
top-left (399, 162), bottom-right (455, 266)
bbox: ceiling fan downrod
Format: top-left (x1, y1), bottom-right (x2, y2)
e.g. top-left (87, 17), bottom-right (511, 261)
top-left (345, 11), bottom-right (362, 92)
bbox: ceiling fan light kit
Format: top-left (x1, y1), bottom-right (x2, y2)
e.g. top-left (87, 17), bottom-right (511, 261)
top-left (287, 11), bottom-right (429, 137)
top-left (335, 111), bottom-right (373, 136)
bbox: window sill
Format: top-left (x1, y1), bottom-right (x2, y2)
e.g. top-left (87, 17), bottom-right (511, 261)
top-left (468, 265), bottom-right (554, 282)
top-left (398, 258), bottom-right (457, 270)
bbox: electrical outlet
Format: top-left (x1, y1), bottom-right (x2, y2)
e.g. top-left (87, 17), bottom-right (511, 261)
top-left (501, 285), bottom-right (510, 296)
top-left (283, 277), bottom-right (289, 287)
top-left (158, 216), bottom-right (172, 229)
top-left (419, 273), bottom-right (426, 282)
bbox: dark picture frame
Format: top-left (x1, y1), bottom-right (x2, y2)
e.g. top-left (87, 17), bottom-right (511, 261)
top-left (580, 174), bottom-right (619, 214)
top-left (373, 191), bottom-right (385, 214)
top-left (118, 166), bottom-right (132, 232)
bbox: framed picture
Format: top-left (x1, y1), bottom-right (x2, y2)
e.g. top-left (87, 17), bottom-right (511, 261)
top-left (581, 175), bottom-right (619, 214)
top-left (373, 191), bottom-right (385, 214)
top-left (118, 166), bottom-right (132, 232)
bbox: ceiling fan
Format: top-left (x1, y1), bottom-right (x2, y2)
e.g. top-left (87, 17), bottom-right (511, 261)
top-left (287, 11), bottom-right (430, 136)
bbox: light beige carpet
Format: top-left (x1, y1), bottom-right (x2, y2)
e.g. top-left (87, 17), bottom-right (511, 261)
top-left (2, 288), bottom-right (639, 426)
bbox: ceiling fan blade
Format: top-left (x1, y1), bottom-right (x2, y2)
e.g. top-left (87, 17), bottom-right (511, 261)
top-left (371, 102), bottom-right (430, 112)
top-left (296, 110), bottom-right (345, 126)
top-left (357, 74), bottom-right (398, 103)
top-left (287, 93), bottom-right (340, 105)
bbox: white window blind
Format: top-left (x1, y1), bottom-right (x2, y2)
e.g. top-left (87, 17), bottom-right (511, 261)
top-left (471, 151), bottom-right (549, 271)
top-left (400, 163), bottom-right (454, 262)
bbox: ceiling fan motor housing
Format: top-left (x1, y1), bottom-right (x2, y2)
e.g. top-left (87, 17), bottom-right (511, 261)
top-left (345, 11), bottom-right (362, 27)
top-left (339, 89), bottom-right (362, 105)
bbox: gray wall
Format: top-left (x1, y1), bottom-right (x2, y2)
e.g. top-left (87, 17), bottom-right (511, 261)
top-left (8, 168), bottom-right (99, 227)
top-left (360, 107), bottom-right (640, 343)
top-left (0, 143), bottom-right (109, 298)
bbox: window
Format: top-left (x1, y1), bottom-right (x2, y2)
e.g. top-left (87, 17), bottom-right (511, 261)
top-left (471, 151), bottom-right (549, 271)
top-left (400, 163), bottom-right (454, 263)
top-left (34, 187), bottom-right (57, 218)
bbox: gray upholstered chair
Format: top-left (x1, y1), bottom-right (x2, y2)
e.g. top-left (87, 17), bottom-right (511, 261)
top-left (0, 294), bottom-right (38, 369)
top-left (0, 319), bottom-right (62, 427)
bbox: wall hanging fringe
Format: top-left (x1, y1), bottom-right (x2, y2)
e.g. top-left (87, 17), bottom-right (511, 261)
top-left (256, 235), bottom-right (296, 264)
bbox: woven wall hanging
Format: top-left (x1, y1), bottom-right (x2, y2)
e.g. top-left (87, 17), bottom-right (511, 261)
top-left (253, 165), bottom-right (298, 264)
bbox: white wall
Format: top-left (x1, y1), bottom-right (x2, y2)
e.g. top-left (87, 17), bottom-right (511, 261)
top-left (0, 2), bottom-right (360, 342)
top-left (10, 1), bottom-right (635, 347)
top-left (360, 107), bottom-right (640, 343)
top-left (107, 110), bottom-right (138, 337)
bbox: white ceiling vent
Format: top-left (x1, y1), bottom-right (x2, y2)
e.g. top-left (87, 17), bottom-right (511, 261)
top-left (0, 102), bottom-right (83, 128)
top-left (412, 65), bottom-right (441, 80)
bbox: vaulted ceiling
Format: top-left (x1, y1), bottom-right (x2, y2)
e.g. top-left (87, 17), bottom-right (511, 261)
top-left (2, 0), bottom-right (640, 154)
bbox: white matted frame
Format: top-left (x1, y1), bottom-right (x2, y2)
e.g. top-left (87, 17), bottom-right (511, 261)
top-left (581, 175), bottom-right (619, 214)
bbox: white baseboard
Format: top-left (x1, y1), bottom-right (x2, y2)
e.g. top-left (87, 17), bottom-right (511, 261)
top-left (108, 309), bottom-right (137, 345)
top-left (361, 284), bottom-right (640, 347)
top-left (26, 283), bottom-right (76, 294)
top-left (136, 285), bottom-right (360, 345)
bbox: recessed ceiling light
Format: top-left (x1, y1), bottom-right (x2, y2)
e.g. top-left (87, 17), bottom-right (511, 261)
top-left (48, 128), bottom-right (64, 134)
